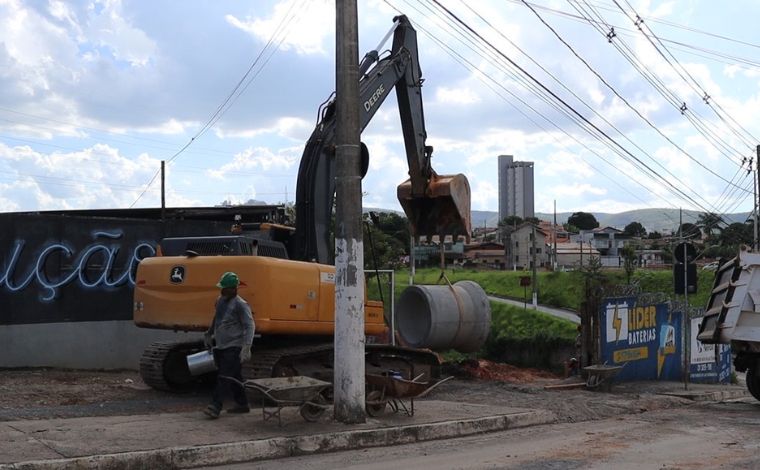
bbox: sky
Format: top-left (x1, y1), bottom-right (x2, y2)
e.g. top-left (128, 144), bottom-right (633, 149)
top-left (1, 0), bottom-right (759, 230)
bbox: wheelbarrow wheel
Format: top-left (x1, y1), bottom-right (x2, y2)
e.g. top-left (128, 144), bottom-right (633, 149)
top-left (299, 394), bottom-right (328, 422)
top-left (365, 390), bottom-right (386, 417)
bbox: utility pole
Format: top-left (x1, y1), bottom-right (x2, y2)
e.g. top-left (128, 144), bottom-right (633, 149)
top-left (512, 219), bottom-right (517, 271)
top-left (160, 160), bottom-right (166, 237)
top-left (752, 145), bottom-right (760, 253)
top-left (334, 0), bottom-right (365, 424)
top-left (531, 224), bottom-right (537, 308)
top-left (409, 235), bottom-right (415, 285)
top-left (553, 200), bottom-right (557, 271)
top-left (681, 207), bottom-right (689, 391)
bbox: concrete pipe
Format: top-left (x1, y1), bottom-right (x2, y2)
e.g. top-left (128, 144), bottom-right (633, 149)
top-left (396, 280), bottom-right (491, 353)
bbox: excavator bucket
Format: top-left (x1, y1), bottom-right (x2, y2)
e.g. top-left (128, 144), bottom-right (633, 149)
top-left (397, 173), bottom-right (471, 243)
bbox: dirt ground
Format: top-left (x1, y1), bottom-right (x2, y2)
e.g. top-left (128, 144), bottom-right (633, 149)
top-left (0, 368), bottom-right (207, 421)
top-left (0, 361), bottom-right (697, 423)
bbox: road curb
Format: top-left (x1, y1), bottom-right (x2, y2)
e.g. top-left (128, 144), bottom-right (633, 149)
top-left (660, 388), bottom-right (749, 402)
top-left (0, 410), bottom-right (556, 470)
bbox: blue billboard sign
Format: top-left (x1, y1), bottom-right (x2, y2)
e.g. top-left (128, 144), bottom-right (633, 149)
top-left (600, 297), bottom-right (683, 381)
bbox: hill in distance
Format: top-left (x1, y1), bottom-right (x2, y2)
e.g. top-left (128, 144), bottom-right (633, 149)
top-left (471, 208), bottom-right (749, 233)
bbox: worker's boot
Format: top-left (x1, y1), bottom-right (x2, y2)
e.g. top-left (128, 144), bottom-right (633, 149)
top-left (203, 404), bottom-right (221, 419)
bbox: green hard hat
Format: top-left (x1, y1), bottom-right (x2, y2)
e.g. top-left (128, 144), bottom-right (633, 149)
top-left (216, 272), bottom-right (240, 289)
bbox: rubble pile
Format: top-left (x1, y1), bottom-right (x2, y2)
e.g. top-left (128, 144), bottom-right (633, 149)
top-left (457, 359), bottom-right (559, 383)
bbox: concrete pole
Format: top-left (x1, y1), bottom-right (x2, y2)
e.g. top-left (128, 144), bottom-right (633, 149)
top-left (683, 239), bottom-right (689, 391)
top-left (531, 224), bottom-right (538, 308)
top-left (553, 200), bottom-right (557, 271)
top-left (334, 0), bottom-right (365, 424)
top-left (409, 235), bottom-right (415, 285)
top-left (161, 160), bottom-right (166, 237)
top-left (755, 145), bottom-right (759, 251)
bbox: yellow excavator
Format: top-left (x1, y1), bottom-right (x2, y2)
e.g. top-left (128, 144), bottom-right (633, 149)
top-left (133, 15), bottom-right (473, 391)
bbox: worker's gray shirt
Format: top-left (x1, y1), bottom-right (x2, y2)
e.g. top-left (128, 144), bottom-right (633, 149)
top-left (208, 295), bottom-right (254, 350)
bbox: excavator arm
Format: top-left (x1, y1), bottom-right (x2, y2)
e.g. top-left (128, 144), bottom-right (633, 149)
top-left (293, 15), bottom-right (471, 264)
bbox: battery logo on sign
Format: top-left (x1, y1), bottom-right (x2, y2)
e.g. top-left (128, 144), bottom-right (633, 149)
top-left (170, 266), bottom-right (185, 284)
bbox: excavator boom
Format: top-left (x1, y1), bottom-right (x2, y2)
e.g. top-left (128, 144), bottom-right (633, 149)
top-left (294, 15), bottom-right (471, 264)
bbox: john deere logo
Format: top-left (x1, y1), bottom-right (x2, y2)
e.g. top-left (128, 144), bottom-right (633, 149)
top-left (170, 266), bottom-right (185, 284)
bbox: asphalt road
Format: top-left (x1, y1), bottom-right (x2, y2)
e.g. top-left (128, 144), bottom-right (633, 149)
top-left (206, 398), bottom-right (760, 470)
top-left (488, 295), bottom-right (581, 324)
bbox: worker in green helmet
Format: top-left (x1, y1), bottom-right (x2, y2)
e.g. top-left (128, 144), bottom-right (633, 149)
top-left (203, 271), bottom-right (255, 419)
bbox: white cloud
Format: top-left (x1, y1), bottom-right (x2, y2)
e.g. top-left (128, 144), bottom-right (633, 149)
top-left (435, 86), bottom-right (481, 105)
top-left (226, 0), bottom-right (333, 56)
top-left (86, 0), bottom-right (157, 67)
top-left (471, 180), bottom-right (497, 210)
top-left (541, 151), bottom-right (594, 178)
top-left (0, 141), bottom-right (161, 210)
top-left (208, 146), bottom-right (298, 179)
top-left (553, 183), bottom-right (607, 197)
top-left (214, 117), bottom-right (312, 141)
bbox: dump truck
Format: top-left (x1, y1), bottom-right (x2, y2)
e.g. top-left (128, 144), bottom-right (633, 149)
top-left (697, 248), bottom-right (760, 400)
top-left (133, 15), bottom-right (482, 391)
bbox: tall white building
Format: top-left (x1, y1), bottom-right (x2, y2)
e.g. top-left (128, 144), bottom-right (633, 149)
top-left (498, 154), bottom-right (534, 222)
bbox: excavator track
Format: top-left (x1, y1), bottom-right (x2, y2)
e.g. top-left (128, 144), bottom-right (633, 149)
top-left (141, 340), bottom-right (442, 393)
top-left (139, 340), bottom-right (205, 392)
top-left (247, 342), bottom-right (441, 382)
top-left (247, 343), bottom-right (335, 380)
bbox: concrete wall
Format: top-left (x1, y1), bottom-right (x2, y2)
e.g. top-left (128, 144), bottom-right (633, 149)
top-left (0, 321), bottom-right (201, 369)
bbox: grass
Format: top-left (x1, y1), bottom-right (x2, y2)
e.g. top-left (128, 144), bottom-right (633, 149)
top-left (386, 267), bottom-right (716, 311)
top-left (489, 301), bottom-right (577, 340)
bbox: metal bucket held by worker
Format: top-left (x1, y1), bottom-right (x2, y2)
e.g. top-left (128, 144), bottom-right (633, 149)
top-left (397, 173), bottom-right (471, 243)
top-left (396, 280), bottom-right (491, 353)
top-left (186, 350), bottom-right (217, 376)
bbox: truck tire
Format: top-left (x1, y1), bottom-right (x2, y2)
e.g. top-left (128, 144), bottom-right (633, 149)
top-left (746, 362), bottom-right (760, 402)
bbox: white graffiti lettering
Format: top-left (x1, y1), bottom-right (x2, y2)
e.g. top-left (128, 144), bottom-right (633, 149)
top-left (627, 327), bottom-right (656, 345)
top-left (0, 231), bottom-right (156, 301)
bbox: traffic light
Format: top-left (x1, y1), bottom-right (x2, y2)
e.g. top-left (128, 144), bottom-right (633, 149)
top-left (674, 262), bottom-right (697, 295)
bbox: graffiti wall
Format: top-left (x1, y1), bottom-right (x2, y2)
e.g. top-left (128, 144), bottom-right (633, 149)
top-left (600, 297), bottom-right (683, 381)
top-left (0, 213), bottom-right (230, 326)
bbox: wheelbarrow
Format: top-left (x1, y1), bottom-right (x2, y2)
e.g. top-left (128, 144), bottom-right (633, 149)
top-left (583, 364), bottom-right (624, 392)
top-left (222, 375), bottom-right (331, 425)
top-left (364, 372), bottom-right (453, 417)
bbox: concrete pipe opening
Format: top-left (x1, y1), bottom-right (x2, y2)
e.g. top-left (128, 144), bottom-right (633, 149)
top-left (396, 280), bottom-right (491, 353)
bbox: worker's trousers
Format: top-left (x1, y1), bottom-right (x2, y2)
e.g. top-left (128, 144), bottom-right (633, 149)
top-left (210, 346), bottom-right (248, 410)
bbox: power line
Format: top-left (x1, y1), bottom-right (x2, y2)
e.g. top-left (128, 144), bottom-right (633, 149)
top-left (517, 0), bottom-right (749, 198)
top-left (387, 0), bottom-right (680, 225)
top-left (128, 0), bottom-right (307, 207)
top-left (427, 0), bottom-right (728, 218)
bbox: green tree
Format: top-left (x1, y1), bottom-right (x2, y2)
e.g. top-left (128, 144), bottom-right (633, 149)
top-left (524, 216), bottom-right (541, 225)
top-left (697, 212), bottom-right (723, 241)
top-left (499, 215), bottom-right (523, 227)
top-left (568, 212), bottom-right (599, 230)
top-left (623, 221), bottom-right (647, 238)
top-left (362, 212), bottom-right (409, 269)
top-left (647, 231), bottom-right (662, 240)
top-left (620, 244), bottom-right (637, 284)
top-left (719, 222), bottom-right (753, 247)
top-left (498, 216), bottom-right (523, 244)
top-left (678, 222), bottom-right (701, 239)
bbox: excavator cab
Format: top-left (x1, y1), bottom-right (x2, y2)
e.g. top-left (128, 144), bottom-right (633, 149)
top-left (397, 173), bottom-right (471, 243)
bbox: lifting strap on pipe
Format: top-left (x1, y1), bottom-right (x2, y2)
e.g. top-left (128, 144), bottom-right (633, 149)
top-left (436, 242), bottom-right (465, 343)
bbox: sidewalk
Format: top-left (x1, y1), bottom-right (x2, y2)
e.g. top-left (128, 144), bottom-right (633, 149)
top-left (0, 400), bottom-right (554, 470)
top-left (0, 380), bottom-right (749, 470)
